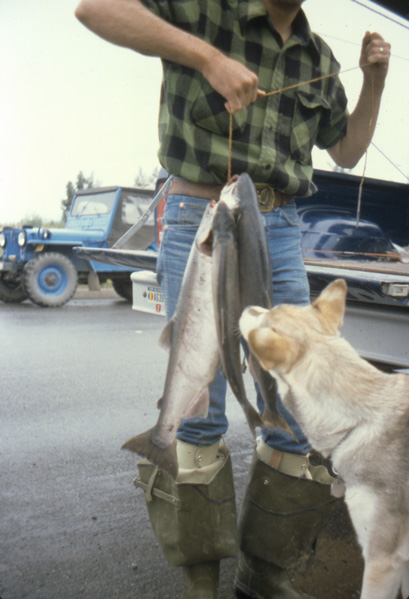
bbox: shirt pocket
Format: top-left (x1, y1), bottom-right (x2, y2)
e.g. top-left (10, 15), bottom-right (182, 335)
top-left (290, 91), bottom-right (330, 165)
top-left (191, 80), bottom-right (248, 135)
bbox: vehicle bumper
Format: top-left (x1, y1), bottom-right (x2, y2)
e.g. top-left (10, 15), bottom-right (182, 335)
top-left (342, 303), bottom-right (409, 369)
top-left (306, 262), bottom-right (409, 369)
top-left (0, 260), bottom-right (21, 273)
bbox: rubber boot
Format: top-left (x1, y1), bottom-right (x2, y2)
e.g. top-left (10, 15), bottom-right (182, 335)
top-left (134, 439), bottom-right (238, 599)
top-left (234, 439), bottom-right (338, 599)
top-left (182, 563), bottom-right (220, 599)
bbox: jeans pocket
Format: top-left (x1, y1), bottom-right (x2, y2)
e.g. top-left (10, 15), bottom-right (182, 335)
top-left (163, 196), bottom-right (209, 228)
top-left (275, 204), bottom-right (300, 227)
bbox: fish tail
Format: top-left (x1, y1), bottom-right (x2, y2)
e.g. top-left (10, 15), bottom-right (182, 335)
top-left (121, 428), bottom-right (179, 479)
top-left (261, 408), bottom-right (296, 439)
top-left (244, 403), bottom-right (264, 439)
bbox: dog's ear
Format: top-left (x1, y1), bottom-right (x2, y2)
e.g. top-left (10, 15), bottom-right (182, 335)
top-left (312, 279), bottom-right (347, 334)
top-left (248, 328), bottom-right (293, 372)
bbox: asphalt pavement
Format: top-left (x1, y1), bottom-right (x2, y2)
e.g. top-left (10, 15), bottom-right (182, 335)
top-left (1, 290), bottom-right (364, 599)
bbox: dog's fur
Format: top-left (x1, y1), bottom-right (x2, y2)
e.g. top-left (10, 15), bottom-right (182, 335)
top-left (239, 279), bottom-right (409, 599)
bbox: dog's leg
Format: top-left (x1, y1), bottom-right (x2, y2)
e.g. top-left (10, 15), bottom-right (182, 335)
top-left (360, 558), bottom-right (405, 599)
top-left (346, 487), bottom-right (407, 598)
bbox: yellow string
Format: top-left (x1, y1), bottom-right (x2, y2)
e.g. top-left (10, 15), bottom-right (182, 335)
top-left (227, 62), bottom-right (372, 183)
top-left (258, 63), bottom-right (370, 98)
top-left (356, 71), bottom-right (375, 227)
top-left (228, 112), bottom-right (233, 182)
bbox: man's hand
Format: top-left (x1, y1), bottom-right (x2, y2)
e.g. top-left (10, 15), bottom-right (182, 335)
top-left (201, 50), bottom-right (259, 114)
top-left (360, 31), bottom-right (390, 87)
top-left (76, 0), bottom-right (259, 114)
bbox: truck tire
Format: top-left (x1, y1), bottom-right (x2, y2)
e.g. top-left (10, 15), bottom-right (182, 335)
top-left (112, 277), bottom-right (132, 301)
top-left (0, 275), bottom-right (28, 303)
top-left (23, 252), bottom-right (78, 307)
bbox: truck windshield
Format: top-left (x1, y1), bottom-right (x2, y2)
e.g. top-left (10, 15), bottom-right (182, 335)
top-left (71, 191), bottom-right (117, 216)
top-left (107, 189), bottom-right (155, 249)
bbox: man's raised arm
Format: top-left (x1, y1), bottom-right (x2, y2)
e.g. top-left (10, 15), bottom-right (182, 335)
top-left (327, 31), bottom-right (391, 169)
top-left (75, 0), bottom-right (259, 113)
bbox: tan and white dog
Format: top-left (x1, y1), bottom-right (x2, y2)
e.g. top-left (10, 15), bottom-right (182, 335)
top-left (239, 279), bottom-right (409, 599)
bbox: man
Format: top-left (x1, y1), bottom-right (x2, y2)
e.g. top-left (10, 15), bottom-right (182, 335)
top-left (75, 1), bottom-right (390, 597)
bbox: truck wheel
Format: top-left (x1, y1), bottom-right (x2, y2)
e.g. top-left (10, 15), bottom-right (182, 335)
top-left (23, 252), bottom-right (78, 307)
top-left (0, 275), bottom-right (28, 303)
top-left (112, 277), bottom-right (132, 301)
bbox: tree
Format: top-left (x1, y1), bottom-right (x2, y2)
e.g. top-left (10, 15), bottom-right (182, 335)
top-left (62, 172), bottom-right (95, 220)
top-left (18, 214), bottom-right (64, 228)
top-left (134, 166), bottom-right (160, 189)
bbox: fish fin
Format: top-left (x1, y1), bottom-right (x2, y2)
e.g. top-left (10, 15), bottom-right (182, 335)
top-left (157, 397), bottom-right (163, 410)
top-left (248, 354), bottom-right (295, 438)
top-left (158, 319), bottom-right (174, 351)
top-left (183, 388), bottom-right (210, 419)
top-left (243, 402), bottom-right (263, 439)
top-left (200, 228), bottom-right (213, 256)
top-left (121, 428), bottom-right (178, 479)
top-left (218, 363), bottom-right (227, 379)
top-left (261, 407), bottom-right (296, 439)
top-left (264, 294), bottom-right (273, 310)
top-left (248, 353), bottom-right (257, 378)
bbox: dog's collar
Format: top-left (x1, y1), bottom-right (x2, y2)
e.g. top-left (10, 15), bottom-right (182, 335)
top-left (330, 426), bottom-right (357, 499)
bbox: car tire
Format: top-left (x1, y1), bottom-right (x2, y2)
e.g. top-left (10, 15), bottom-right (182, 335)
top-left (0, 275), bottom-right (28, 303)
top-left (23, 252), bottom-right (78, 307)
top-left (112, 277), bottom-right (132, 301)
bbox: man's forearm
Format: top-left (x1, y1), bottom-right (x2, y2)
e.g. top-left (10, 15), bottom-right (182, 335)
top-left (75, 0), bottom-right (259, 112)
top-left (327, 31), bottom-right (390, 169)
top-left (328, 76), bottom-right (384, 169)
top-left (75, 0), bottom-right (215, 68)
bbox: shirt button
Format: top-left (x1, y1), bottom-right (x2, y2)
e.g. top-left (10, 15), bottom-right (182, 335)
top-left (265, 164), bottom-right (271, 170)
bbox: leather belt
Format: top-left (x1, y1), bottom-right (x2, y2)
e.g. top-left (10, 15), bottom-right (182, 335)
top-left (169, 178), bottom-right (294, 211)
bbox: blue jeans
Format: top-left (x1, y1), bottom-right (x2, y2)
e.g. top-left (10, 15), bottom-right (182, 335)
top-left (157, 193), bottom-right (311, 455)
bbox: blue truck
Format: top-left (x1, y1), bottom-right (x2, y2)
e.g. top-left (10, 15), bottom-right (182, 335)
top-left (0, 186), bottom-right (156, 307)
top-left (2, 169), bottom-right (408, 368)
top-left (74, 169), bottom-right (409, 370)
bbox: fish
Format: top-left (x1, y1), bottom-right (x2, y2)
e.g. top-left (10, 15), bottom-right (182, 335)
top-left (220, 174), bottom-right (293, 435)
top-left (212, 199), bottom-right (263, 437)
top-left (122, 202), bottom-right (220, 479)
top-left (220, 173), bottom-right (273, 311)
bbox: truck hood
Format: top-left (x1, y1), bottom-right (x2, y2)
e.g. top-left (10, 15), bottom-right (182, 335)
top-left (25, 227), bottom-right (107, 246)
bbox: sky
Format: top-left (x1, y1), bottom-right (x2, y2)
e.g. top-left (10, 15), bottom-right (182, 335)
top-left (1, 0), bottom-right (408, 224)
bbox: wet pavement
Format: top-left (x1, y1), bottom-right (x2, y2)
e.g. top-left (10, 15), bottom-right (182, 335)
top-left (1, 291), bottom-right (365, 599)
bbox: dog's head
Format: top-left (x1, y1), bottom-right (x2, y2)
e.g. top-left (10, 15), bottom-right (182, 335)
top-left (239, 279), bottom-right (347, 375)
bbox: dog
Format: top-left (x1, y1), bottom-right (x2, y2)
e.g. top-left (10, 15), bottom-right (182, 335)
top-left (239, 279), bottom-right (409, 599)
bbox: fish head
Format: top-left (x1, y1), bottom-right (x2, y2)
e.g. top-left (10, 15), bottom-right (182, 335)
top-left (212, 199), bottom-right (237, 242)
top-left (219, 173), bottom-right (258, 214)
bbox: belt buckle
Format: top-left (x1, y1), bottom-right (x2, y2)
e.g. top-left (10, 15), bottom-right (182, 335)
top-left (255, 184), bottom-right (275, 212)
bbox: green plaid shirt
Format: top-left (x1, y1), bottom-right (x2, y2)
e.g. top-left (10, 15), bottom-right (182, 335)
top-left (143, 0), bottom-right (348, 196)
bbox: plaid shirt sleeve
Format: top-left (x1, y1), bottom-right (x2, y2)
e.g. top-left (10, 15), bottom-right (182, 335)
top-left (139, 0), bottom-right (348, 197)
